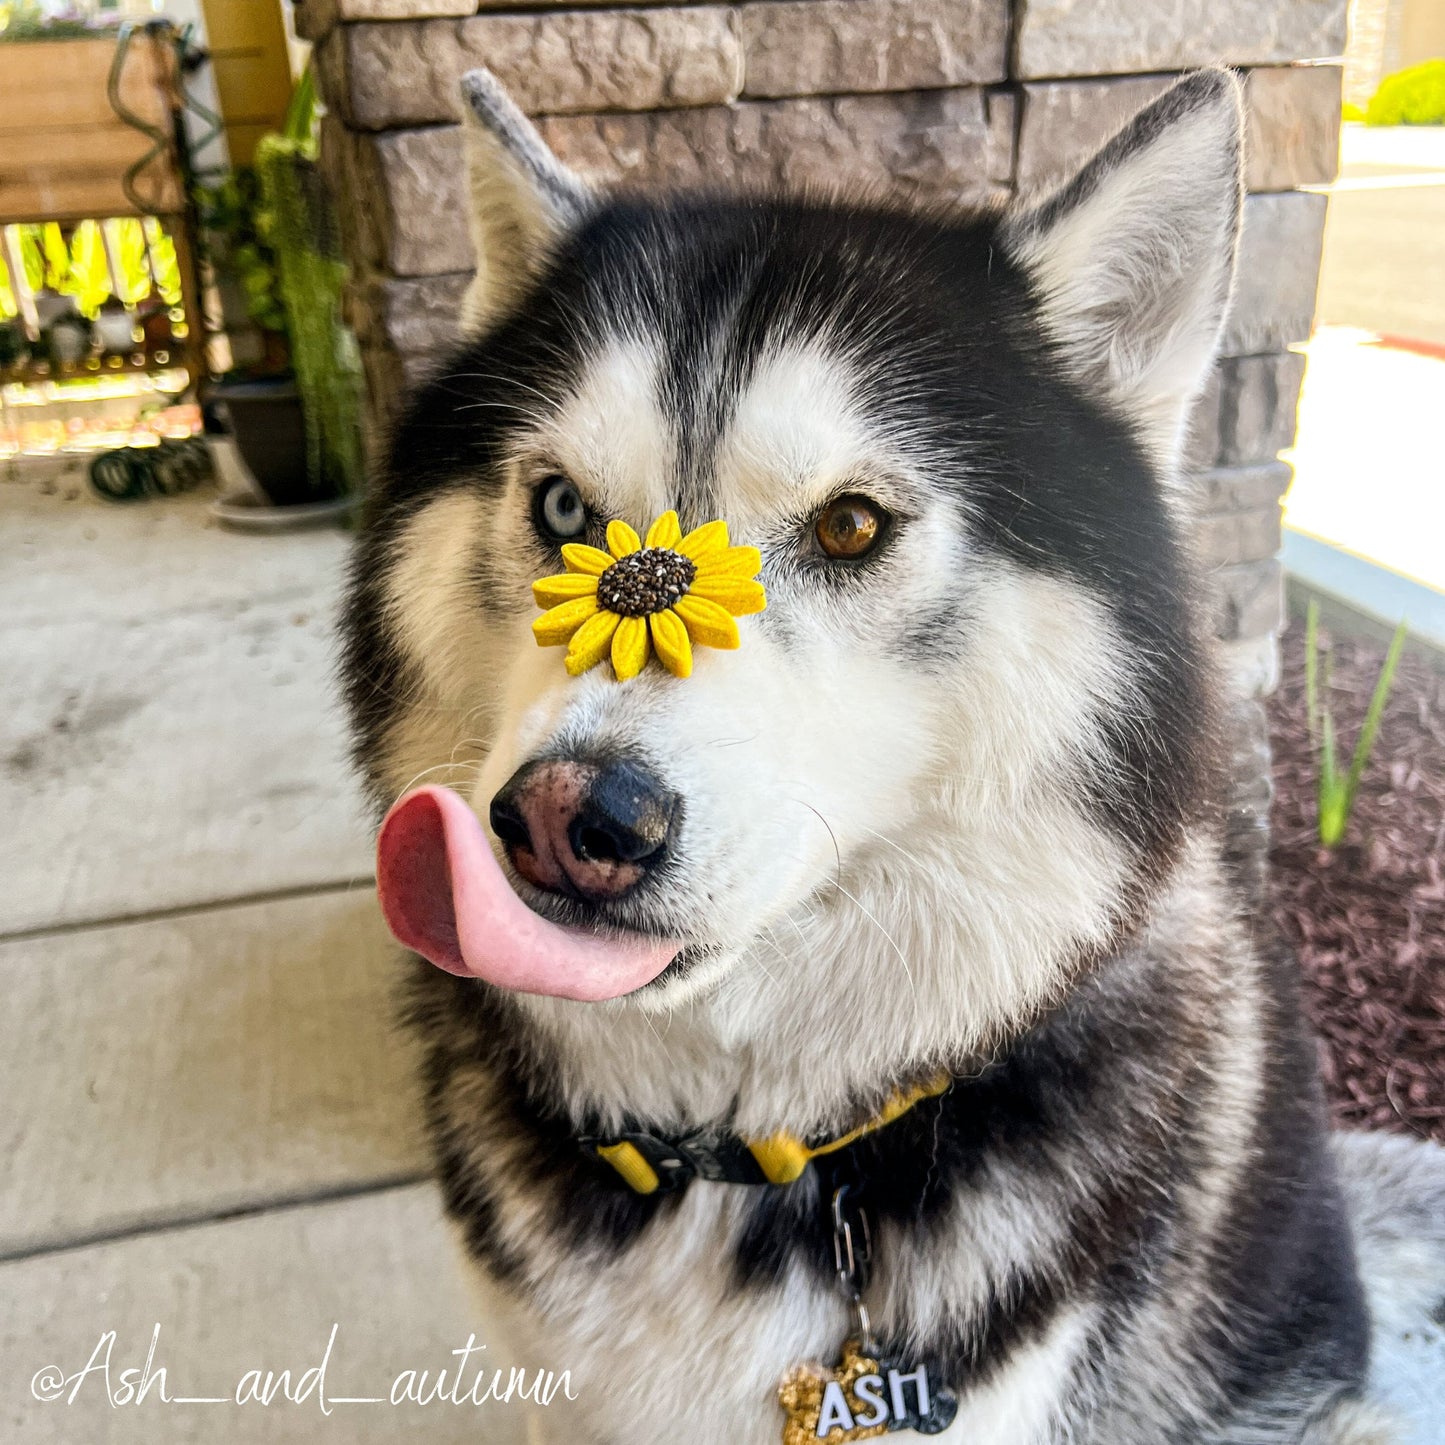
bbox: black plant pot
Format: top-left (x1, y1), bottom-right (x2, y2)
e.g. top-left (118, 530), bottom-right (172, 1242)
top-left (209, 376), bottom-right (328, 508)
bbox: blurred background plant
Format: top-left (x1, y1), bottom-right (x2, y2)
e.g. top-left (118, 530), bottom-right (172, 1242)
top-left (1364, 58), bottom-right (1445, 125)
top-left (0, 0), bottom-right (118, 42)
top-left (246, 63), bottom-right (362, 499)
top-left (195, 168), bottom-right (287, 340)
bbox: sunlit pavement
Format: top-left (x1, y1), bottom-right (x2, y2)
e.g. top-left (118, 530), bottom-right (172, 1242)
top-left (1316, 125), bottom-right (1445, 348)
top-left (1283, 326), bottom-right (1445, 597)
top-left (1282, 126), bottom-right (1445, 611)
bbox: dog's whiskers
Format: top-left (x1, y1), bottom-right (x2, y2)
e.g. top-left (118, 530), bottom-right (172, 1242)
top-left (439, 370), bottom-right (562, 410)
top-left (828, 877), bottom-right (918, 1001)
top-left (856, 822), bottom-right (921, 864)
top-left (767, 834), bottom-right (920, 1006)
top-left (639, 1009), bottom-right (678, 1070)
top-left (394, 756), bottom-right (486, 803)
top-left (791, 798), bottom-right (843, 889)
top-left (749, 929), bottom-right (787, 988)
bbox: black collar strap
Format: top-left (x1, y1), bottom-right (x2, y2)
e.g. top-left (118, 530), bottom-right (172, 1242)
top-left (581, 1072), bottom-right (952, 1193)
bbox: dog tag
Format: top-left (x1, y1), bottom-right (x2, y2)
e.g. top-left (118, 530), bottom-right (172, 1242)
top-left (777, 1338), bottom-right (958, 1442)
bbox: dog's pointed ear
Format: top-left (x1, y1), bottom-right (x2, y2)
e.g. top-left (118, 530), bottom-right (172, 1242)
top-left (1003, 70), bottom-right (1244, 468)
top-left (458, 68), bottom-right (592, 332)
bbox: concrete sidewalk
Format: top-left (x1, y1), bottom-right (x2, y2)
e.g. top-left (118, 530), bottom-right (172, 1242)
top-left (1283, 326), bottom-right (1445, 599)
top-left (1316, 125), bottom-right (1445, 348)
top-left (0, 462), bottom-right (525, 1443)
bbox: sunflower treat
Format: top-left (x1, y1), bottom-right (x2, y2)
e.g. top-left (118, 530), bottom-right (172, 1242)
top-left (532, 511), bottom-right (766, 681)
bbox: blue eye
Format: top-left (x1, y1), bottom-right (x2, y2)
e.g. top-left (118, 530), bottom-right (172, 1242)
top-left (536, 475), bottom-right (586, 541)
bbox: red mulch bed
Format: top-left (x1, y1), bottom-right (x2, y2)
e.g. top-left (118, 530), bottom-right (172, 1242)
top-left (1268, 622), bottom-right (1445, 1145)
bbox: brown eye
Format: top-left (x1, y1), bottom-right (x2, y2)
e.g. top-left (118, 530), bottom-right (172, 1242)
top-left (814, 495), bottom-right (885, 560)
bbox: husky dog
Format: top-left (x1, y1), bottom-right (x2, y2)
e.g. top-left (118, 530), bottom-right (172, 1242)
top-left (342, 68), bottom-right (1445, 1444)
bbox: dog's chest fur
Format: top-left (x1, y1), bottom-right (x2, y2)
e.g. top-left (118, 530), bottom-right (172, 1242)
top-left (407, 856), bottom-right (1368, 1445)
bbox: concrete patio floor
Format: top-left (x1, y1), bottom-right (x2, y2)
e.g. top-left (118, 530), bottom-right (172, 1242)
top-left (0, 460), bottom-right (525, 1442)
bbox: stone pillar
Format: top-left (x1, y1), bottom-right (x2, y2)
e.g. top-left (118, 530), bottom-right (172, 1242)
top-left (302, 0), bottom-right (1348, 900)
top-left (299, 0), bottom-right (1017, 439)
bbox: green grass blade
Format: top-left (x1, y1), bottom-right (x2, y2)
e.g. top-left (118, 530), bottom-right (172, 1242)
top-left (1318, 708), bottom-right (1340, 846)
top-left (1304, 600), bottom-right (1320, 749)
top-left (1342, 618), bottom-right (1409, 824)
top-left (1319, 708), bottom-right (1346, 847)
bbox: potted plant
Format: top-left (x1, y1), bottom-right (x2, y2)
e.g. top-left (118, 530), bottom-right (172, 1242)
top-left (201, 67), bottom-right (362, 527)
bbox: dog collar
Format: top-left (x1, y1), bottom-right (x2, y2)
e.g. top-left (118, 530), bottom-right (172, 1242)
top-left (581, 1072), bottom-right (951, 1193)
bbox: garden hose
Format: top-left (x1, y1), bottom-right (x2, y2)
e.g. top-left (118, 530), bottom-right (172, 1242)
top-left (108, 20), bottom-right (223, 218)
top-left (88, 437), bottom-right (211, 503)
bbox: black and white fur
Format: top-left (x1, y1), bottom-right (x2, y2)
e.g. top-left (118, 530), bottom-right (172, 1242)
top-left (342, 69), bottom-right (1445, 1444)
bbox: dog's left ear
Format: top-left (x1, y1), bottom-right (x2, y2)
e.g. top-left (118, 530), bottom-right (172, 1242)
top-left (1003, 70), bottom-right (1244, 468)
top-left (458, 68), bottom-right (593, 333)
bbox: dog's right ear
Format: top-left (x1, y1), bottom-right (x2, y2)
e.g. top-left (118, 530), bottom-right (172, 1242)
top-left (458, 68), bottom-right (592, 332)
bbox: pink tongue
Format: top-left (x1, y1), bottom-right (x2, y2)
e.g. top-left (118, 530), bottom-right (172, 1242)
top-left (376, 785), bottom-right (680, 1001)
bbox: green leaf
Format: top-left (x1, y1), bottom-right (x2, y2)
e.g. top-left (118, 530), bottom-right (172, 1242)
top-left (1318, 709), bottom-right (1344, 847)
top-left (1341, 619), bottom-right (1408, 828)
top-left (1307, 608), bottom-right (1409, 849)
top-left (281, 64), bottom-right (318, 147)
top-left (1320, 707), bottom-right (1338, 797)
top-left (1304, 600), bottom-right (1320, 750)
top-left (1318, 788), bottom-right (1347, 849)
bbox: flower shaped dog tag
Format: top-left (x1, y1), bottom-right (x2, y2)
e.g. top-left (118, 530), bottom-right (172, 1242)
top-left (532, 512), bottom-right (766, 680)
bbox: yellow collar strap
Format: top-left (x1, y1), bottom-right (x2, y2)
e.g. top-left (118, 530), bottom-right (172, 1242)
top-left (584, 1073), bottom-right (952, 1195)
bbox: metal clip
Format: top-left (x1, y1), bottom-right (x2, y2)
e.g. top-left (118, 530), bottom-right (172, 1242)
top-left (830, 1182), bottom-right (875, 1352)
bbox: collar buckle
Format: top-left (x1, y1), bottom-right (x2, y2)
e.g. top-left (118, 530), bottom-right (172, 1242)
top-left (584, 1070), bottom-right (953, 1194)
top-left (583, 1128), bottom-right (770, 1193)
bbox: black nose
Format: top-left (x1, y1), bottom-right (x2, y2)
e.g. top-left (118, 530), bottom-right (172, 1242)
top-left (489, 757), bottom-right (681, 901)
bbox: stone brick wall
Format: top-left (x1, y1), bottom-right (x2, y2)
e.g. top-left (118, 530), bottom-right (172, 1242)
top-left (303, 0), bottom-right (1347, 899)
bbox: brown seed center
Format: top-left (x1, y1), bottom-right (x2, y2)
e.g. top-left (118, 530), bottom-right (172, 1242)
top-left (596, 547), bottom-right (697, 618)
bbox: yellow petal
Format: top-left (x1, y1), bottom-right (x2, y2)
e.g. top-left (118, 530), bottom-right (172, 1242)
top-left (611, 615), bottom-right (650, 680)
top-left (532, 595), bottom-right (598, 647)
top-left (677, 519), bottom-right (729, 560)
top-left (689, 577), bottom-right (767, 616)
top-left (694, 545), bottom-right (762, 581)
top-left (607, 520), bottom-right (642, 558)
top-left (644, 511), bottom-right (682, 549)
top-left (533, 572), bottom-right (599, 607)
top-left (565, 610), bottom-right (620, 676)
top-left (561, 543), bottom-right (615, 576)
top-left (649, 608), bottom-right (693, 679)
top-left (674, 595), bottom-right (740, 650)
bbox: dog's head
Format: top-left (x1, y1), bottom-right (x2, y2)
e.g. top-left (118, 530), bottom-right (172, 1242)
top-left (345, 71), bottom-right (1242, 1061)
